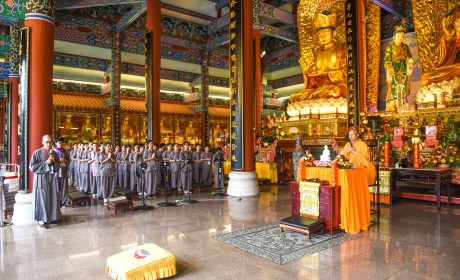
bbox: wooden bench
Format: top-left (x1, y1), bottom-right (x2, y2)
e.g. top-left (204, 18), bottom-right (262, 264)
top-left (67, 194), bottom-right (91, 208)
top-left (193, 184), bottom-right (212, 194)
top-left (114, 189), bottom-right (140, 201)
top-left (280, 215), bottom-right (324, 240)
top-left (107, 199), bottom-right (134, 214)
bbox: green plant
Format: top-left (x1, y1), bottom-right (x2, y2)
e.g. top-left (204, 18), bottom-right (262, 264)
top-left (261, 135), bottom-right (275, 143)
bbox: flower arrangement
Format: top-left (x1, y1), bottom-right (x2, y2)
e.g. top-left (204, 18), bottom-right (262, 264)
top-left (336, 154), bottom-right (353, 169)
top-left (303, 151), bottom-right (315, 167)
top-left (421, 143), bottom-right (460, 168)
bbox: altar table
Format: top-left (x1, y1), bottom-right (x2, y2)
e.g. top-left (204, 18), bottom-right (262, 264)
top-left (224, 161), bottom-right (278, 183)
top-left (299, 167), bottom-right (370, 234)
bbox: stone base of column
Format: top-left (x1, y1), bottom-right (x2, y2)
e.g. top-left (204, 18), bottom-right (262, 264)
top-left (227, 171), bottom-right (259, 197)
top-left (12, 192), bottom-right (36, 226)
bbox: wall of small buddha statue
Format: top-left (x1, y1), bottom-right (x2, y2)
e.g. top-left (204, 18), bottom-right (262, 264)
top-left (54, 110), bottom-right (229, 146)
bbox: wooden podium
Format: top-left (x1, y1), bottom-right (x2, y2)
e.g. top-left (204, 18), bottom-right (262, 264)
top-left (291, 182), bottom-right (341, 234)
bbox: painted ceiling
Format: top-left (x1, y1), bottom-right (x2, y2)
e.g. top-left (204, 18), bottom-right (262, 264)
top-left (1, 0), bottom-right (303, 98)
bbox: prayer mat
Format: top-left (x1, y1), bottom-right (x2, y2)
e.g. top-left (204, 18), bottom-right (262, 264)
top-left (213, 223), bottom-right (360, 264)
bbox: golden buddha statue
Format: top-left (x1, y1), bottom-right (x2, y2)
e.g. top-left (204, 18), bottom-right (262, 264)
top-left (289, 10), bottom-right (346, 103)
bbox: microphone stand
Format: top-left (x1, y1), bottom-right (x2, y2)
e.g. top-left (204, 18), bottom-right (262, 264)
top-left (134, 166), bottom-right (155, 211)
top-left (158, 161), bottom-right (177, 207)
top-left (181, 159), bottom-right (198, 204)
top-left (213, 157), bottom-right (227, 197)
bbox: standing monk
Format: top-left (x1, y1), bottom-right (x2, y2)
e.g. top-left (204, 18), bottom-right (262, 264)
top-left (53, 137), bottom-right (71, 208)
top-left (29, 135), bottom-right (60, 229)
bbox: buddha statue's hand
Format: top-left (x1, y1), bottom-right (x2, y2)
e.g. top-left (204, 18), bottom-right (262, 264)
top-left (442, 15), bottom-right (457, 41)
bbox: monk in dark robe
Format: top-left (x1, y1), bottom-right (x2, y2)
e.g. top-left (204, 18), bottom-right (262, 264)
top-left (169, 144), bottom-right (182, 192)
top-left (192, 144), bottom-right (203, 185)
top-left (29, 135), bottom-right (60, 229)
top-left (143, 141), bottom-right (158, 198)
top-left (69, 143), bottom-right (79, 187)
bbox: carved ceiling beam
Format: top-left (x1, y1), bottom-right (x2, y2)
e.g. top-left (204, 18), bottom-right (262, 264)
top-left (260, 2), bottom-right (296, 26)
top-left (260, 24), bottom-right (297, 43)
top-left (208, 0), bottom-right (229, 10)
top-left (205, 33), bottom-right (229, 50)
top-left (371, 0), bottom-right (405, 19)
top-left (56, 0), bottom-right (144, 10)
top-left (116, 2), bottom-right (146, 33)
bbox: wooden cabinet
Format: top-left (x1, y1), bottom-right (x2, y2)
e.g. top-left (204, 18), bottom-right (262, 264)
top-left (291, 183), bottom-right (300, 216)
top-left (291, 183), bottom-right (341, 234)
top-left (319, 185), bottom-right (341, 234)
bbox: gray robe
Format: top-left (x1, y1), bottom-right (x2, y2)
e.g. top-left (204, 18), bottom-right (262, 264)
top-left (192, 150), bottom-right (202, 184)
top-left (79, 151), bottom-right (91, 193)
top-left (180, 150), bottom-right (193, 193)
top-left (29, 148), bottom-right (60, 223)
top-left (143, 149), bottom-right (158, 196)
top-left (129, 151), bottom-right (141, 191)
top-left (69, 149), bottom-right (78, 187)
top-left (98, 152), bottom-right (115, 199)
top-left (53, 148), bottom-right (71, 207)
top-left (118, 151), bottom-right (130, 189)
top-left (200, 152), bottom-right (213, 186)
top-left (169, 151), bottom-right (181, 190)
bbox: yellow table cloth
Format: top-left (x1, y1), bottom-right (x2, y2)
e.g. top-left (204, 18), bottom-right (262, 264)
top-left (106, 243), bottom-right (176, 280)
top-left (299, 167), bottom-right (370, 234)
top-left (223, 161), bottom-right (278, 183)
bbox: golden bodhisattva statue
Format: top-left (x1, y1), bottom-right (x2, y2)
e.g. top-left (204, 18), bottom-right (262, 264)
top-left (290, 10), bottom-right (346, 103)
top-left (384, 26), bottom-right (414, 110)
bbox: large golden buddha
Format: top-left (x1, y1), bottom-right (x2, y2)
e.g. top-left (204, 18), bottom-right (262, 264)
top-left (290, 10), bottom-right (346, 103)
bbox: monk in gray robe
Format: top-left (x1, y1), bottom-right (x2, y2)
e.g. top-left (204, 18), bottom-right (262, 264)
top-left (169, 144), bottom-right (182, 192)
top-left (212, 147), bottom-right (225, 191)
top-left (162, 144), bottom-right (173, 189)
top-left (200, 145), bottom-right (213, 186)
top-left (99, 142), bottom-right (116, 202)
top-left (53, 137), bottom-right (71, 208)
top-left (192, 144), bottom-right (203, 185)
top-left (143, 141), bottom-right (158, 197)
top-left (79, 144), bottom-right (91, 193)
top-left (128, 144), bottom-right (141, 192)
top-left (69, 143), bottom-right (79, 187)
top-left (180, 142), bottom-right (193, 194)
top-left (29, 135), bottom-right (60, 229)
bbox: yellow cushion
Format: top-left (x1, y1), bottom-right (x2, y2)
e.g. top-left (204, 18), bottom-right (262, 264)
top-left (106, 243), bottom-right (176, 280)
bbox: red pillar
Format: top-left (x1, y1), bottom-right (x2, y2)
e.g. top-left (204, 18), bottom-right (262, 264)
top-left (146, 0), bottom-right (161, 144)
top-left (9, 21), bottom-right (22, 165)
top-left (8, 76), bottom-right (19, 164)
top-left (253, 28), bottom-right (262, 134)
top-left (242, 0), bottom-right (255, 172)
top-left (25, 1), bottom-right (56, 190)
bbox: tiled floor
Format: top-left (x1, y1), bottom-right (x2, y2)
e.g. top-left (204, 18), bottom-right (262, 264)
top-left (1, 185), bottom-right (460, 279)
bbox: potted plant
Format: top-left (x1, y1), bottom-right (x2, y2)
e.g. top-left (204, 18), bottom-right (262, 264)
top-left (261, 136), bottom-right (275, 147)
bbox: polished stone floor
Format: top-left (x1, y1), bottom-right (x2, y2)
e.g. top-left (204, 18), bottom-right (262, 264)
top-left (1, 185), bottom-right (460, 280)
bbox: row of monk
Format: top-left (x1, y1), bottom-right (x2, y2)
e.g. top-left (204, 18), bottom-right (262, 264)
top-left (29, 136), bottom-right (226, 229)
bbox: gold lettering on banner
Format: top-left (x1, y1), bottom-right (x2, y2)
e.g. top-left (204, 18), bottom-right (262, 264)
top-left (347, 12), bottom-right (352, 18)
top-left (230, 0), bottom-right (236, 8)
top-left (231, 66), bottom-right (236, 73)
top-left (348, 69), bottom-right (355, 74)
top-left (230, 21), bottom-right (236, 29)
top-left (231, 99), bottom-right (237, 105)
top-left (231, 55), bottom-right (236, 62)
top-left (348, 52), bottom-right (353, 58)
top-left (230, 11), bottom-right (235, 18)
top-left (348, 77), bottom-right (354, 83)
top-left (231, 88), bottom-right (236, 94)
top-left (347, 19), bottom-right (352, 26)
top-left (347, 36), bottom-right (352, 43)
top-left (348, 60), bottom-right (353, 67)
top-left (347, 28), bottom-right (352, 34)
top-left (231, 44), bottom-right (236, 50)
top-left (231, 144), bottom-right (237, 150)
top-left (231, 132), bottom-right (237, 139)
top-left (347, 45), bottom-right (353, 50)
top-left (231, 121), bottom-right (237, 127)
top-left (349, 84), bottom-right (354, 91)
top-left (231, 155), bottom-right (236, 161)
top-left (232, 111), bottom-right (236, 116)
top-left (230, 33), bottom-right (236, 40)
top-left (230, 77), bottom-right (236, 84)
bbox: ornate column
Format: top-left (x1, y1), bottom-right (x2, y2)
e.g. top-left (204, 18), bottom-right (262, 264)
top-left (253, 0), bottom-right (262, 134)
top-left (200, 51), bottom-right (210, 146)
top-left (227, 0), bottom-right (258, 197)
top-left (145, 0), bottom-right (161, 143)
top-left (24, 0), bottom-right (56, 190)
top-left (9, 21), bottom-right (22, 165)
top-left (105, 29), bottom-right (121, 147)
